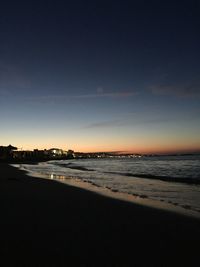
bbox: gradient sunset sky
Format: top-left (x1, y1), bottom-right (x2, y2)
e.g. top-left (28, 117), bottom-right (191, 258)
top-left (0, 0), bottom-right (200, 153)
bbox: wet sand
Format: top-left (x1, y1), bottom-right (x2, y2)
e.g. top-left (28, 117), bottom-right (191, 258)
top-left (0, 163), bottom-right (200, 266)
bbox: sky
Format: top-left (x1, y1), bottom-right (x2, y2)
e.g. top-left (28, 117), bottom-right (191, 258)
top-left (0, 0), bottom-right (200, 153)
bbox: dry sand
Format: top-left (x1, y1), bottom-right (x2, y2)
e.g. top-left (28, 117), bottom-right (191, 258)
top-left (0, 163), bottom-right (200, 267)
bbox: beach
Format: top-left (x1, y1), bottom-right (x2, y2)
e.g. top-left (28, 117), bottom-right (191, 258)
top-left (1, 163), bottom-right (200, 267)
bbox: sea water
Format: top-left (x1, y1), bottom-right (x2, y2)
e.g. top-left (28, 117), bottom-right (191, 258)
top-left (16, 155), bottom-right (200, 215)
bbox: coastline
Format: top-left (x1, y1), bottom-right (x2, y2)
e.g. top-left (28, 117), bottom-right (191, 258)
top-left (1, 163), bottom-right (200, 266)
top-left (22, 165), bottom-right (200, 219)
top-left (16, 161), bottom-right (200, 219)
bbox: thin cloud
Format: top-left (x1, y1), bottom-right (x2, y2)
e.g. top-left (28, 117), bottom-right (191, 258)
top-left (84, 109), bottom-right (200, 130)
top-left (85, 117), bottom-right (171, 130)
top-left (25, 90), bottom-right (138, 103)
top-left (85, 119), bottom-right (124, 129)
top-left (150, 83), bottom-right (200, 98)
top-left (73, 91), bottom-right (137, 99)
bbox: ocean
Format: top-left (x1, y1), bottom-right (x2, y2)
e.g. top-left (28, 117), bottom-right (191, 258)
top-left (14, 155), bottom-right (200, 216)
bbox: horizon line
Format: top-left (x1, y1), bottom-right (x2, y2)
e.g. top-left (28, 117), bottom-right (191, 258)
top-left (2, 144), bottom-right (200, 155)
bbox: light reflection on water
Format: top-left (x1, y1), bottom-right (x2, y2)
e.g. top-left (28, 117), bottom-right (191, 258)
top-left (16, 155), bottom-right (200, 214)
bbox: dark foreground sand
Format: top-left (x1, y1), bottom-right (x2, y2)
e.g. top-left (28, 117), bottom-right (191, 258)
top-left (1, 164), bottom-right (200, 267)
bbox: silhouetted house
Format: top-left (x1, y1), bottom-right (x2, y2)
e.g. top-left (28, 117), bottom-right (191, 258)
top-left (33, 149), bottom-right (48, 159)
top-left (0, 145), bottom-right (17, 160)
top-left (67, 149), bottom-right (75, 158)
top-left (13, 149), bottom-right (49, 161)
top-left (13, 150), bottom-right (33, 160)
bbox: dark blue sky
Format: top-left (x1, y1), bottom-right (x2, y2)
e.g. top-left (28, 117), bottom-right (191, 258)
top-left (0, 0), bottom-right (200, 152)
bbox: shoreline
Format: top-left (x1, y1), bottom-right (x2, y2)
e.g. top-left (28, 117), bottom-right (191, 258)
top-left (15, 163), bottom-right (200, 219)
top-left (1, 163), bottom-right (200, 266)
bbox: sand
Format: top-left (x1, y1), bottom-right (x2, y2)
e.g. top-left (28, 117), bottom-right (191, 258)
top-left (0, 163), bottom-right (200, 267)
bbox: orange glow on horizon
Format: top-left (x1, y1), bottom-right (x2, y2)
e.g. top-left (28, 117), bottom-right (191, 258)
top-left (8, 142), bottom-right (200, 155)
top-left (2, 131), bottom-right (200, 155)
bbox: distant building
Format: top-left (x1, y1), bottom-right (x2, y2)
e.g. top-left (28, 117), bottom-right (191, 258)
top-left (48, 148), bottom-right (64, 157)
top-left (67, 149), bottom-right (75, 158)
top-left (0, 145), bottom-right (17, 160)
top-left (0, 144), bottom-right (76, 162)
top-left (12, 149), bottom-right (49, 161)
